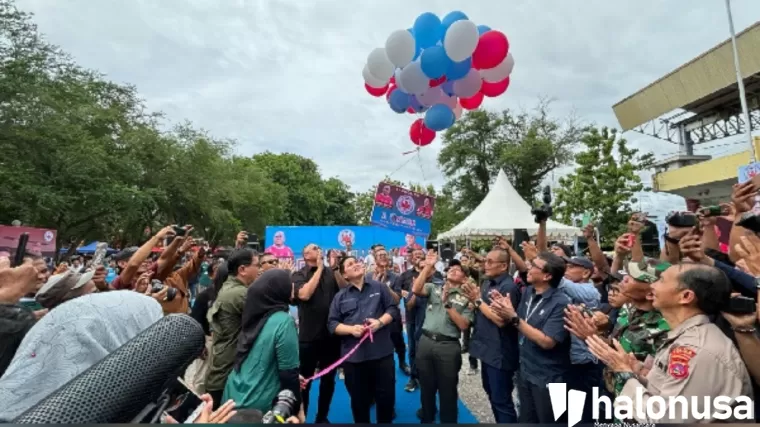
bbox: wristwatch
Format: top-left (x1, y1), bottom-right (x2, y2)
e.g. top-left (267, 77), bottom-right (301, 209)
top-left (444, 302), bottom-right (452, 309)
top-left (613, 371), bottom-right (636, 385)
top-left (509, 316), bottom-right (520, 327)
top-left (474, 298), bottom-right (483, 308)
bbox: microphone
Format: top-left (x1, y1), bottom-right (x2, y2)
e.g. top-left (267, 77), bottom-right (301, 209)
top-left (14, 314), bottom-right (205, 424)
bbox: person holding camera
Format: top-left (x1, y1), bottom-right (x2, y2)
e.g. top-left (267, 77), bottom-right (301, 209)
top-left (586, 263), bottom-right (753, 423)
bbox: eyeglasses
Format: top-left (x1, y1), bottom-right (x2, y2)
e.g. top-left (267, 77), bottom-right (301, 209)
top-left (261, 259), bottom-right (278, 266)
top-left (484, 259), bottom-right (505, 265)
top-left (526, 261), bottom-right (545, 272)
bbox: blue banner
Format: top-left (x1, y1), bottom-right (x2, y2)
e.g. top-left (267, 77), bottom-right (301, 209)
top-left (264, 225), bottom-right (425, 260)
top-left (369, 182), bottom-right (434, 237)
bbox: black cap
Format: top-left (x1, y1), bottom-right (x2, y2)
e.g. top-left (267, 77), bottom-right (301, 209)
top-left (551, 243), bottom-right (574, 258)
top-left (567, 256), bottom-right (594, 270)
top-left (113, 246), bottom-right (138, 262)
top-left (446, 259), bottom-right (470, 277)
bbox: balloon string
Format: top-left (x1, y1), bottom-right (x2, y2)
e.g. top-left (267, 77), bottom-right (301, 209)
top-left (416, 149), bottom-right (427, 181)
top-left (387, 151), bottom-right (418, 179)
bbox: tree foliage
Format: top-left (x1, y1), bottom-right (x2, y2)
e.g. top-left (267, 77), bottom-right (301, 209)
top-left (553, 127), bottom-right (655, 243)
top-left (438, 101), bottom-right (585, 212)
top-left (0, 1), bottom-right (354, 248)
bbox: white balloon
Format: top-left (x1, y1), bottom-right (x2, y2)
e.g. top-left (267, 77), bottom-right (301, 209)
top-left (481, 53), bottom-right (515, 83)
top-left (453, 102), bottom-right (463, 119)
top-left (443, 20), bottom-right (479, 62)
top-left (363, 64), bottom-right (386, 88)
top-left (394, 68), bottom-right (409, 93)
top-left (367, 48), bottom-right (395, 82)
top-left (385, 30), bottom-right (416, 68)
top-left (441, 95), bottom-right (458, 110)
top-left (417, 86), bottom-right (444, 106)
top-left (453, 69), bottom-right (482, 98)
top-left (398, 61), bottom-right (430, 95)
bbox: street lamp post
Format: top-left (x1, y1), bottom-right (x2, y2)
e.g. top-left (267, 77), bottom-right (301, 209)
top-left (725, 0), bottom-right (756, 162)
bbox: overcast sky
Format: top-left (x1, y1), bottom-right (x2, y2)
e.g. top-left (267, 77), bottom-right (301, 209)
top-left (16, 0), bottom-right (760, 218)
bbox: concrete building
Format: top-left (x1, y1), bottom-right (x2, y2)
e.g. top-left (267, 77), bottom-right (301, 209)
top-left (612, 21), bottom-right (760, 207)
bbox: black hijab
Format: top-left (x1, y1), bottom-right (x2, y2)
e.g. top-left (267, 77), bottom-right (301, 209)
top-left (234, 269), bottom-right (292, 370)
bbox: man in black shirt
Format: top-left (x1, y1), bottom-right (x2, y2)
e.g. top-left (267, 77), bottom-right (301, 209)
top-left (292, 244), bottom-right (344, 423)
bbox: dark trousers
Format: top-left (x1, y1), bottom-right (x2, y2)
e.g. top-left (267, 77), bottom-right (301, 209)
top-left (343, 355), bottom-right (396, 423)
top-left (415, 335), bottom-right (461, 423)
top-left (390, 320), bottom-right (406, 365)
top-left (481, 363), bottom-right (517, 423)
top-left (568, 361), bottom-right (604, 423)
top-left (406, 314), bottom-right (423, 379)
top-left (299, 338), bottom-right (340, 422)
top-left (517, 374), bottom-right (564, 424)
top-left (462, 327), bottom-right (478, 369)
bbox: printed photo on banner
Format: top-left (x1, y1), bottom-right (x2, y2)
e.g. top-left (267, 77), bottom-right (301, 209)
top-left (370, 182), bottom-right (435, 237)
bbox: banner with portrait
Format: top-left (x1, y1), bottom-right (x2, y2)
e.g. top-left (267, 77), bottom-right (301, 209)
top-left (370, 182), bottom-right (435, 237)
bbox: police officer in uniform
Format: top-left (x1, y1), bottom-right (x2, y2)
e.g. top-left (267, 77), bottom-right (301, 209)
top-left (587, 263), bottom-right (753, 423)
top-left (412, 251), bottom-right (474, 424)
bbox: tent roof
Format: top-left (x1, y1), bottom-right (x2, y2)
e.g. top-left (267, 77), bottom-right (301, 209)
top-left (437, 169), bottom-right (580, 240)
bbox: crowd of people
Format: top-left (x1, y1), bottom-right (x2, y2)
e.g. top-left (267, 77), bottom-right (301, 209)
top-left (1, 181), bottom-right (760, 424)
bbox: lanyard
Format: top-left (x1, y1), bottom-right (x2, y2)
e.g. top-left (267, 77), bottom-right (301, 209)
top-left (524, 295), bottom-right (542, 322)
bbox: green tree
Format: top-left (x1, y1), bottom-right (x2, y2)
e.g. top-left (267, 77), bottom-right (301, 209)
top-left (553, 127), bottom-right (655, 243)
top-left (438, 100), bottom-right (584, 212)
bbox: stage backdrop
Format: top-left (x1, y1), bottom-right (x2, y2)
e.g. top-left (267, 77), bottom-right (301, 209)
top-left (265, 225), bottom-right (425, 260)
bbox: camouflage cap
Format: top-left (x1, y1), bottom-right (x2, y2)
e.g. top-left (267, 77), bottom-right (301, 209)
top-left (626, 259), bottom-right (671, 284)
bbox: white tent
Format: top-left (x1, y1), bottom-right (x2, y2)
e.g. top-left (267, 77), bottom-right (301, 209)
top-left (437, 169), bottom-right (581, 240)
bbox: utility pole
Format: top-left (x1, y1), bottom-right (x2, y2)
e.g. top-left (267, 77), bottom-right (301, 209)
top-left (725, 0), bottom-right (756, 161)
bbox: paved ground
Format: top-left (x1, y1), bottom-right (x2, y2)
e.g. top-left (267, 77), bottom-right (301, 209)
top-left (458, 364), bottom-right (495, 423)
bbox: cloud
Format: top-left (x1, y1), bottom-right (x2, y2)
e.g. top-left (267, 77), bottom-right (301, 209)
top-left (16, 0), bottom-right (760, 217)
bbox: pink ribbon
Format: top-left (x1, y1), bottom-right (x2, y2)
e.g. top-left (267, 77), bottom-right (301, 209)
top-left (301, 326), bottom-right (374, 389)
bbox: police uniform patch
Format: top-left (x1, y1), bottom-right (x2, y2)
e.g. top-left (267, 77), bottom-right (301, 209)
top-left (667, 346), bottom-right (696, 379)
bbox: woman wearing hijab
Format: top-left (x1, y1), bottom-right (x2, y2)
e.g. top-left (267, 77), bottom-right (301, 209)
top-left (223, 269), bottom-right (304, 422)
top-left (0, 291), bottom-right (163, 420)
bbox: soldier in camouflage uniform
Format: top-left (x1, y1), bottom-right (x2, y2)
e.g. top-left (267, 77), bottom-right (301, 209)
top-left (603, 260), bottom-right (671, 395)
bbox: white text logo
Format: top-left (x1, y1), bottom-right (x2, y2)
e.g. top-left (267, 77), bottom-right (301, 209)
top-left (548, 383), bottom-right (753, 426)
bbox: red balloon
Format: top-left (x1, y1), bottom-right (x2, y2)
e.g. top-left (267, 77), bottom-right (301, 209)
top-left (459, 92), bottom-right (484, 110)
top-left (430, 76), bottom-right (447, 87)
top-left (481, 77), bottom-right (510, 97)
top-left (407, 107), bottom-right (415, 114)
top-left (410, 119), bottom-right (435, 146)
top-left (385, 84), bottom-right (396, 101)
top-left (365, 83), bottom-right (389, 97)
top-left (472, 30), bottom-right (509, 70)
top-left (390, 76), bottom-right (396, 85)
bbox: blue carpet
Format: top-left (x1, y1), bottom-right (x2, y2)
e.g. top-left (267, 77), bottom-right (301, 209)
top-left (304, 337), bottom-right (479, 423)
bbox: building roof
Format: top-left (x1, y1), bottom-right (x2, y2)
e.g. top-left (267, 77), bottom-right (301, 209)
top-left (613, 21), bottom-right (760, 131)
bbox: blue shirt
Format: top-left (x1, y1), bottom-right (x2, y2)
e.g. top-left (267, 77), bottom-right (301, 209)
top-left (327, 279), bottom-right (400, 363)
top-left (714, 260), bottom-right (757, 298)
top-left (558, 278), bottom-right (601, 365)
top-left (517, 285), bottom-right (572, 387)
top-left (469, 273), bottom-right (520, 371)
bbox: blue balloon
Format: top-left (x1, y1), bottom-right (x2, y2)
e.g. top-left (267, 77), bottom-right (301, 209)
top-left (442, 11), bottom-right (468, 29)
top-left (477, 25), bottom-right (491, 35)
top-left (424, 104), bottom-right (455, 131)
top-left (413, 12), bottom-right (442, 49)
top-left (410, 96), bottom-right (425, 112)
top-left (441, 81), bottom-right (456, 97)
top-left (446, 57), bottom-right (472, 81)
top-left (407, 28), bottom-right (423, 61)
top-left (441, 11), bottom-right (468, 43)
top-left (389, 89), bottom-right (410, 113)
top-left (420, 45), bottom-right (451, 79)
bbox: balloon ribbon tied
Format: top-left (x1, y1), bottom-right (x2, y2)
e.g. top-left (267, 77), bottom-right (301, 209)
top-left (300, 323), bottom-right (374, 390)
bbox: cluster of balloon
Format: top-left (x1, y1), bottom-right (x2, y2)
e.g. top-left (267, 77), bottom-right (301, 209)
top-left (362, 11), bottom-right (514, 147)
